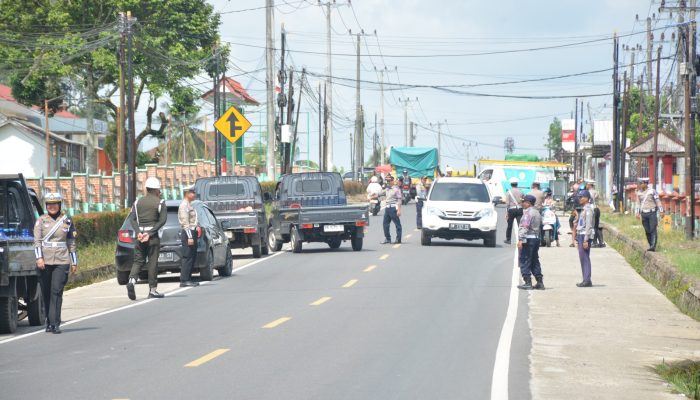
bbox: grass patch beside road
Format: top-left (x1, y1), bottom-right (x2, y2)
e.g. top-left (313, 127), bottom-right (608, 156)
top-left (600, 212), bottom-right (700, 280)
top-left (656, 360), bottom-right (700, 399)
top-left (78, 241), bottom-right (115, 272)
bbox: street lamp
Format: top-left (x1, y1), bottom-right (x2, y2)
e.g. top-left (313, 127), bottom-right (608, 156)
top-left (44, 95), bottom-right (66, 175)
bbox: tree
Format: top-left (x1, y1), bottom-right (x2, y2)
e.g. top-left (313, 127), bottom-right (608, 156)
top-left (624, 86), bottom-right (658, 144)
top-left (0, 0), bottom-right (221, 168)
top-left (545, 117), bottom-right (562, 160)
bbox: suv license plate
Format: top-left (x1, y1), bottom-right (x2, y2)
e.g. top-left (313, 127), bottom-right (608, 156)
top-left (323, 224), bottom-right (345, 232)
top-left (449, 223), bottom-right (470, 231)
top-left (158, 252), bottom-right (174, 262)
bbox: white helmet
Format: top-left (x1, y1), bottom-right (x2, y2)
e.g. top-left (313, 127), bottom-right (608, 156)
top-left (44, 192), bottom-right (63, 204)
top-left (509, 177), bottom-right (519, 184)
top-left (370, 176), bottom-right (378, 183)
top-left (145, 177), bottom-right (161, 189)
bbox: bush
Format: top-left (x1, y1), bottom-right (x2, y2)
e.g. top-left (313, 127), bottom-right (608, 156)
top-left (343, 181), bottom-right (365, 196)
top-left (73, 210), bottom-right (129, 246)
top-left (260, 181), bottom-right (277, 195)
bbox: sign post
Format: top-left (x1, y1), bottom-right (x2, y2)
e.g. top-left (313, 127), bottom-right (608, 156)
top-left (214, 106), bottom-right (252, 174)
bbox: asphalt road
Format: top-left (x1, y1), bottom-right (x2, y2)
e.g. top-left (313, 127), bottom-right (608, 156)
top-left (0, 204), bottom-right (530, 400)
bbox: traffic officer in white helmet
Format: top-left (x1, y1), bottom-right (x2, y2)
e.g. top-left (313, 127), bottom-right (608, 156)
top-left (126, 177), bottom-right (167, 300)
top-left (33, 192), bottom-right (78, 334)
top-left (504, 177), bottom-right (524, 244)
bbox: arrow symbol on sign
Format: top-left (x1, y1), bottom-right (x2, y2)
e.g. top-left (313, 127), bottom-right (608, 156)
top-left (227, 112), bottom-right (241, 138)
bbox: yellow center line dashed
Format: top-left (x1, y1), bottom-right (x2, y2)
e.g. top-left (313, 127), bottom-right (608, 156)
top-left (310, 296), bottom-right (332, 306)
top-left (263, 317), bottom-right (292, 329)
top-left (379, 254), bottom-right (390, 260)
top-left (406, 234), bottom-right (413, 238)
top-left (342, 279), bottom-right (359, 288)
top-left (363, 265), bottom-right (377, 272)
top-left (184, 348), bottom-right (230, 368)
top-left (392, 243), bottom-right (401, 249)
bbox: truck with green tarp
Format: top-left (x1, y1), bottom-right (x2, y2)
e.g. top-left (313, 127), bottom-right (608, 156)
top-left (388, 147), bottom-right (439, 179)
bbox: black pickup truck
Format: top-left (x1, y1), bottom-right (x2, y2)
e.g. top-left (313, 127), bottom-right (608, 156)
top-left (266, 172), bottom-right (369, 253)
top-left (0, 174), bottom-right (45, 333)
top-left (195, 176), bottom-right (269, 258)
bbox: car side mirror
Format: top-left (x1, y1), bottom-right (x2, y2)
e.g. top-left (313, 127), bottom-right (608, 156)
top-left (263, 192), bottom-right (273, 202)
top-left (492, 196), bottom-right (502, 205)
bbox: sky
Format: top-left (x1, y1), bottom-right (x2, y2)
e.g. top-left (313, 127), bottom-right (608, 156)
top-left (166, 0), bottom-right (682, 172)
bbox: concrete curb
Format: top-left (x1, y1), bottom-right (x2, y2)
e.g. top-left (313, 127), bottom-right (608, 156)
top-left (67, 264), bottom-right (115, 286)
top-left (602, 222), bottom-right (700, 320)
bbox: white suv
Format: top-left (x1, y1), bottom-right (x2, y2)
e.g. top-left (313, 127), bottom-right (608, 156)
top-left (420, 177), bottom-right (498, 247)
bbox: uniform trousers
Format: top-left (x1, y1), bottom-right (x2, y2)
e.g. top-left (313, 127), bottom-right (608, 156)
top-left (180, 229), bottom-right (198, 282)
top-left (383, 207), bottom-right (402, 241)
top-left (130, 239), bottom-right (160, 288)
top-left (41, 264), bottom-right (69, 327)
top-left (576, 234), bottom-right (592, 284)
top-left (518, 238), bottom-right (542, 279)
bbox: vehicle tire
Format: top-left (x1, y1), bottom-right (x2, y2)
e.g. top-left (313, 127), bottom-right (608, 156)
top-left (252, 243), bottom-right (262, 259)
top-left (199, 249), bottom-right (214, 281)
top-left (117, 270), bottom-right (130, 285)
top-left (27, 287), bottom-right (44, 326)
top-left (261, 236), bottom-right (269, 256)
top-left (328, 238), bottom-right (342, 249)
top-left (545, 231), bottom-right (552, 248)
top-left (290, 227), bottom-right (303, 253)
top-left (217, 246), bottom-right (233, 277)
top-left (0, 296), bottom-right (18, 334)
top-left (484, 231), bottom-right (497, 248)
top-left (268, 227), bottom-right (283, 252)
top-left (421, 229), bottom-right (432, 246)
top-left (351, 235), bottom-right (363, 251)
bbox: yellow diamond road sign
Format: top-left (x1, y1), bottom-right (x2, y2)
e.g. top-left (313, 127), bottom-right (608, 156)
top-left (215, 106), bottom-right (251, 144)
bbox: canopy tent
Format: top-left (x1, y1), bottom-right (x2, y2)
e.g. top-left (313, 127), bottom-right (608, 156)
top-left (388, 147), bottom-right (439, 178)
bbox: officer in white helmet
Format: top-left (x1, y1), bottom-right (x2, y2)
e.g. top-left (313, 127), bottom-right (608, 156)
top-left (33, 192), bottom-right (78, 334)
top-left (504, 177), bottom-right (524, 244)
top-left (126, 177), bottom-right (167, 300)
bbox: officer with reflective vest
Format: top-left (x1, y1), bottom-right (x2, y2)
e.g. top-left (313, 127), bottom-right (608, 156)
top-left (126, 177), bottom-right (167, 300)
top-left (636, 177), bottom-right (663, 252)
top-left (178, 186), bottom-right (200, 288)
top-left (33, 192), bottom-right (78, 334)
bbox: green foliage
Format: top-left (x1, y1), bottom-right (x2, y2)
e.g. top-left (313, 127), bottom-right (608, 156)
top-left (260, 181), bottom-right (277, 195)
top-left (656, 360), bottom-right (700, 399)
top-left (244, 141), bottom-right (267, 170)
top-left (625, 87), bottom-right (659, 143)
top-left (73, 210), bottom-right (129, 246)
top-left (545, 117), bottom-right (562, 155)
top-left (343, 181), bottom-right (365, 196)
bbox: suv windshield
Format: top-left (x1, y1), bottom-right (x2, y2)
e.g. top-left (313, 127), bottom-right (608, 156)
top-left (429, 182), bottom-right (490, 203)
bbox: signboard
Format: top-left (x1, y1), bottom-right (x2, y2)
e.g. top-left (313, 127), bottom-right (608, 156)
top-left (214, 106), bottom-right (251, 144)
top-left (662, 214), bottom-right (673, 233)
top-left (561, 119), bottom-right (576, 152)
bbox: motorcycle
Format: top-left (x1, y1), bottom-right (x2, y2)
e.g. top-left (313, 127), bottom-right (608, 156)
top-left (401, 183), bottom-right (411, 205)
top-left (368, 193), bottom-right (381, 216)
top-left (540, 205), bottom-right (559, 247)
top-left (564, 191), bottom-right (576, 212)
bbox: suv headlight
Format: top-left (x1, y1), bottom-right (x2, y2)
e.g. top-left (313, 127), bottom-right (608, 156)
top-left (427, 206), bottom-right (445, 217)
top-left (476, 207), bottom-right (494, 218)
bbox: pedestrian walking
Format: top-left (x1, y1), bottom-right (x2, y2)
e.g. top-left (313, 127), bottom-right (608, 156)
top-left (575, 190), bottom-right (595, 287)
top-left (381, 175), bottom-right (403, 244)
top-left (504, 177), bottom-right (523, 244)
top-left (636, 177), bottom-right (664, 252)
top-left (126, 177), bottom-right (168, 300)
top-left (178, 186), bottom-right (200, 288)
top-left (529, 181), bottom-right (545, 211)
top-left (517, 195), bottom-right (544, 290)
top-left (33, 192), bottom-right (78, 334)
top-left (586, 180), bottom-right (605, 247)
top-left (415, 176), bottom-right (428, 229)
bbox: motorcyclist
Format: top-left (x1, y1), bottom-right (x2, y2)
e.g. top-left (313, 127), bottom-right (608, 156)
top-left (367, 176), bottom-right (383, 200)
top-left (542, 188), bottom-right (560, 247)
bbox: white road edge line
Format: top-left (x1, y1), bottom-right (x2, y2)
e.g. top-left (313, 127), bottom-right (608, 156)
top-left (490, 233), bottom-right (520, 400)
top-left (0, 251), bottom-right (285, 345)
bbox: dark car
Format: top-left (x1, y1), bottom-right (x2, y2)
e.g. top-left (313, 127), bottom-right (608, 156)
top-left (115, 200), bottom-right (232, 285)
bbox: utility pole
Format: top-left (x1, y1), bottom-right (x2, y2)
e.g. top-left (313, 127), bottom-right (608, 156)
top-left (354, 32), bottom-right (362, 180)
top-left (437, 122), bottom-right (442, 167)
top-left (118, 11), bottom-right (127, 207)
top-left (126, 10), bottom-right (137, 206)
top-left (318, 82), bottom-right (323, 171)
top-left (685, 19), bottom-right (698, 239)
top-left (653, 45), bottom-right (662, 187)
top-left (409, 122), bottom-right (414, 147)
top-left (580, 95), bottom-right (585, 177)
top-left (398, 97), bottom-right (417, 147)
top-left (291, 68), bottom-right (305, 174)
top-left (221, 58), bottom-right (228, 173)
top-left (278, 25), bottom-right (287, 174)
top-left (213, 45), bottom-right (220, 176)
top-left (284, 69), bottom-right (294, 174)
top-left (203, 114), bottom-right (208, 161)
top-left (265, 0), bottom-right (276, 179)
top-left (621, 72), bottom-right (629, 188)
top-left (574, 98), bottom-right (579, 180)
top-left (638, 73), bottom-right (644, 139)
top-left (612, 34), bottom-right (621, 210)
top-left (373, 112), bottom-right (377, 163)
top-left (323, 83), bottom-right (329, 172)
top-left (646, 17), bottom-right (653, 96)
top-left (379, 68), bottom-right (386, 165)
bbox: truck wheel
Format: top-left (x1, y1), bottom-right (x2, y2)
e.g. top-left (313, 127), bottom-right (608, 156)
top-left (117, 270), bottom-right (130, 285)
top-left (199, 249), bottom-right (214, 281)
top-left (291, 227), bottom-right (303, 253)
top-left (252, 244), bottom-right (262, 258)
top-left (27, 287), bottom-right (45, 327)
top-left (484, 231), bottom-right (497, 248)
top-left (351, 236), bottom-right (363, 251)
top-left (0, 296), bottom-right (18, 334)
top-left (217, 246), bottom-right (233, 277)
top-left (328, 238), bottom-right (342, 249)
top-left (421, 229), bottom-right (432, 246)
top-left (268, 227), bottom-right (283, 252)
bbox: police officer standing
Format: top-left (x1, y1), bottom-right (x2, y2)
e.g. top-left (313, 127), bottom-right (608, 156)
top-left (126, 177), bottom-right (167, 300)
top-left (504, 177), bottom-right (523, 244)
top-left (415, 176), bottom-right (428, 229)
top-left (178, 186), bottom-right (200, 288)
top-left (636, 177), bottom-right (664, 252)
top-left (529, 181), bottom-right (545, 211)
top-left (517, 195), bottom-right (544, 290)
top-left (381, 175), bottom-right (403, 244)
top-left (33, 193), bottom-right (78, 334)
top-left (586, 180), bottom-right (605, 247)
top-left (575, 190), bottom-right (595, 287)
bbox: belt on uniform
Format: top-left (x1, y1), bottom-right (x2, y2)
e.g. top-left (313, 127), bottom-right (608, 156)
top-left (641, 208), bottom-right (656, 213)
top-left (508, 206), bottom-right (522, 210)
top-left (386, 204), bottom-right (398, 208)
top-left (525, 235), bottom-right (538, 239)
top-left (139, 226), bottom-right (153, 232)
top-left (42, 241), bottom-right (67, 248)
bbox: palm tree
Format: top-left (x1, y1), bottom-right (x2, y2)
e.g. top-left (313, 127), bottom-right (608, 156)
top-left (163, 111), bottom-right (206, 164)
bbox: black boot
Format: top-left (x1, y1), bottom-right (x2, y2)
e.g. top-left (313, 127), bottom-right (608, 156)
top-left (597, 228), bottom-right (606, 247)
top-left (517, 276), bottom-right (533, 290)
top-left (648, 232), bottom-right (657, 252)
top-left (534, 276), bottom-right (545, 290)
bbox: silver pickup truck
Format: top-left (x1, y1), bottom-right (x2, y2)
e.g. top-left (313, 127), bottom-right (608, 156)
top-left (267, 172), bottom-right (369, 253)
